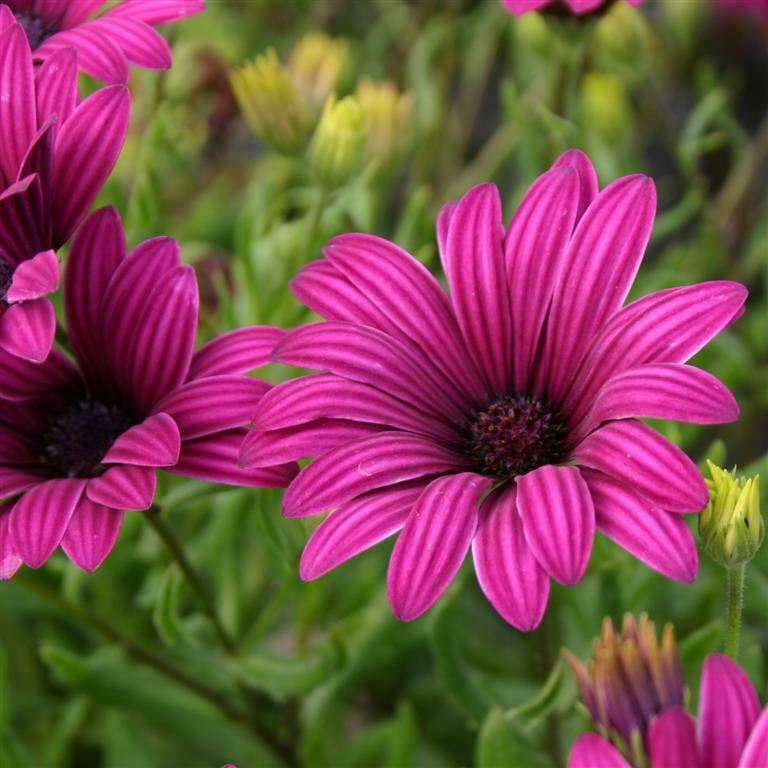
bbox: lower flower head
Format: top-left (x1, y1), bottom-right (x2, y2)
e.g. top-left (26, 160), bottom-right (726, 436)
top-left (244, 150), bottom-right (745, 630)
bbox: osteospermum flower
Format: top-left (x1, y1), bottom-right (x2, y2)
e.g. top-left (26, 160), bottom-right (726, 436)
top-left (0, 208), bottom-right (296, 580)
top-left (0, 12), bottom-right (129, 362)
top-left (502, 0), bottom-right (644, 16)
top-left (714, 0), bottom-right (768, 18)
top-left (570, 633), bottom-right (768, 768)
top-left (2, 0), bottom-right (204, 83)
top-left (243, 150), bottom-right (746, 630)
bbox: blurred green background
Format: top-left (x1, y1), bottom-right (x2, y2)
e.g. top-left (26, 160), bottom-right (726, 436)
top-left (4, 1), bottom-right (768, 766)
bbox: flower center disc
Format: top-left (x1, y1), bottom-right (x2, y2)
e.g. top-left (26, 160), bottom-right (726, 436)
top-left (13, 11), bottom-right (54, 49)
top-left (41, 400), bottom-right (133, 478)
top-left (468, 394), bottom-right (567, 479)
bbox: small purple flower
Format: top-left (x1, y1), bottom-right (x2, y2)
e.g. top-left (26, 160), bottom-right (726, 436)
top-left (0, 13), bottom-right (129, 362)
top-left (502, 0), bottom-right (644, 16)
top-left (0, 0), bottom-right (204, 83)
top-left (244, 150), bottom-right (746, 630)
top-left (0, 208), bottom-right (296, 579)
top-left (570, 653), bottom-right (768, 768)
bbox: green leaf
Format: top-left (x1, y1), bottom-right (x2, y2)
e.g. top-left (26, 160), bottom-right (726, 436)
top-left (476, 708), bottom-right (550, 768)
top-left (386, 701), bottom-right (418, 768)
top-left (508, 659), bottom-right (568, 725)
top-left (152, 566), bottom-right (184, 646)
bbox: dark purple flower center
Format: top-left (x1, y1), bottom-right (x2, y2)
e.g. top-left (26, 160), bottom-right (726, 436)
top-left (12, 9), bottom-right (55, 49)
top-left (0, 255), bottom-right (13, 317)
top-left (40, 400), bottom-right (133, 479)
top-left (468, 394), bottom-right (566, 479)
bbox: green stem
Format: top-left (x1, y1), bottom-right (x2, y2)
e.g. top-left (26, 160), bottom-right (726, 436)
top-left (145, 505), bottom-right (235, 654)
top-left (725, 563), bottom-right (747, 660)
top-left (540, 595), bottom-right (562, 767)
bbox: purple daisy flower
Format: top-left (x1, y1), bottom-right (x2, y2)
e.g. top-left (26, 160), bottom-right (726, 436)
top-left (1, 0), bottom-right (204, 83)
top-left (0, 208), bottom-right (296, 580)
top-left (243, 150), bottom-right (746, 630)
top-left (0, 12), bottom-right (129, 362)
top-left (570, 653), bottom-right (768, 768)
top-left (502, 0), bottom-right (644, 16)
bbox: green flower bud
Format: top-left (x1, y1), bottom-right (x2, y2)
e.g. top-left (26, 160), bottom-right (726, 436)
top-left (310, 95), bottom-right (366, 189)
top-left (581, 73), bottom-right (630, 140)
top-left (355, 79), bottom-right (413, 166)
top-left (700, 461), bottom-right (763, 568)
top-left (229, 49), bottom-right (313, 155)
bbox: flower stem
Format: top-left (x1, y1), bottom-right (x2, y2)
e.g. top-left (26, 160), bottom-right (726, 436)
top-left (725, 563), bottom-right (747, 660)
top-left (145, 505), bottom-right (235, 654)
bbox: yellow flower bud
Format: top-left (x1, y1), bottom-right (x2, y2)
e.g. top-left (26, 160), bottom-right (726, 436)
top-left (229, 49), bottom-right (313, 154)
top-left (700, 462), bottom-right (763, 568)
top-left (355, 79), bottom-right (413, 166)
top-left (310, 95), bottom-right (366, 189)
top-left (287, 33), bottom-right (347, 113)
top-left (581, 73), bottom-right (630, 140)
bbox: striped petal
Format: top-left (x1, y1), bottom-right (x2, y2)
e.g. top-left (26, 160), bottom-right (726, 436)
top-left (0, 298), bottom-right (55, 363)
top-left (103, 413), bottom-right (180, 467)
top-left (516, 464), bottom-right (595, 585)
top-left (473, 485), bottom-right (550, 630)
top-left (6, 249), bottom-right (59, 302)
top-left (568, 734), bottom-right (631, 768)
top-left (36, 26), bottom-right (128, 83)
top-left (573, 420), bottom-right (708, 513)
top-left (387, 473), bottom-right (491, 621)
top-left (86, 465), bottom-right (157, 511)
top-left (0, 502), bottom-right (22, 579)
top-left (188, 326), bottom-right (287, 379)
top-left (282, 432), bottom-right (470, 518)
top-left (300, 480), bottom-right (426, 581)
top-left (648, 708), bottom-right (699, 768)
top-left (61, 497), bottom-right (123, 572)
top-left (552, 149), bottom-right (599, 221)
top-left (738, 706), bottom-right (768, 768)
top-left (35, 47), bottom-right (79, 126)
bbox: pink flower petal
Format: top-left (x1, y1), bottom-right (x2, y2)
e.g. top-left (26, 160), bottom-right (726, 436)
top-left (126, 265), bottom-right (198, 412)
top-left (300, 480), bottom-right (426, 581)
top-left (35, 47), bottom-right (79, 126)
top-left (472, 485), bottom-right (550, 631)
top-left (81, 17), bottom-right (171, 69)
top-left (568, 734), bottom-right (631, 768)
top-left (155, 375), bottom-right (270, 441)
top-left (0, 6), bottom-right (14, 33)
top-left (6, 249), bottom-right (59, 301)
top-left (86, 465), bottom-right (157, 511)
top-left (539, 175), bottom-right (656, 404)
top-left (282, 432), bottom-right (470, 518)
top-left (9, 478), bottom-right (86, 568)
top-left (325, 234), bottom-right (486, 404)
top-left (563, 281), bottom-right (747, 424)
top-left (171, 429), bottom-right (297, 489)
top-left (575, 363), bottom-right (740, 443)
top-left (552, 149), bottom-right (599, 221)
top-left (505, 166), bottom-right (580, 391)
top-left (387, 473), bottom-right (491, 621)
top-left (36, 27), bottom-right (128, 84)
top-left (64, 207), bottom-right (126, 390)
top-left (0, 298), bottom-right (55, 363)
top-left (188, 326), bottom-right (287, 379)
top-left (253, 374), bottom-right (460, 443)
top-left (436, 201), bottom-right (457, 274)
top-left (61, 497), bottom-right (123, 572)
top-left (0, 24), bottom-right (36, 184)
top-left (52, 83), bottom-right (130, 244)
top-left (291, 260), bottom-right (401, 335)
top-left (0, 174), bottom-right (48, 266)
top-left (58, 1), bottom-right (106, 29)
top-left (103, 413), bottom-right (180, 467)
top-left (738, 706), bottom-right (768, 768)
top-left (240, 420), bottom-right (382, 468)
top-left (0, 346), bottom-right (81, 401)
top-left (582, 468), bottom-right (698, 582)
top-left (648, 708), bottom-right (699, 768)
top-left (0, 502), bottom-right (22, 579)
top-left (0, 466), bottom-right (41, 500)
top-left (445, 183), bottom-right (511, 394)
top-left (699, 655), bottom-right (760, 768)
top-left (516, 465), bottom-right (595, 585)
top-left (502, 0), bottom-right (553, 17)
top-left (273, 322), bottom-right (465, 422)
top-left (103, 0), bottom-right (205, 24)
top-left (573, 420), bottom-right (708, 513)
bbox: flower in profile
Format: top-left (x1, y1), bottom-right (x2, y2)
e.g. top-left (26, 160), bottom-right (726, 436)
top-left (0, 208), bottom-right (296, 580)
top-left (2, 0), bottom-right (205, 83)
top-left (310, 95), bottom-right (367, 189)
top-left (569, 634), bottom-right (768, 768)
top-left (502, 0), bottom-right (644, 17)
top-left (0, 14), bottom-right (129, 362)
top-left (356, 79), bottom-right (413, 166)
top-left (243, 150), bottom-right (745, 629)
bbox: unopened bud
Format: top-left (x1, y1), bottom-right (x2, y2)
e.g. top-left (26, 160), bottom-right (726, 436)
top-left (355, 79), bottom-right (413, 166)
top-left (310, 95), bottom-right (366, 189)
top-left (700, 462), bottom-right (763, 568)
top-left (229, 49), bottom-right (313, 154)
top-left (287, 33), bottom-right (347, 113)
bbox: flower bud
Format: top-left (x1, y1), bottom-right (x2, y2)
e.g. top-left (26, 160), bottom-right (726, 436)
top-left (581, 73), bottom-right (630, 140)
top-left (287, 33), bottom-right (348, 114)
top-left (310, 95), bottom-right (366, 189)
top-left (355, 79), bottom-right (413, 166)
top-left (229, 49), bottom-right (313, 154)
top-left (564, 614), bottom-right (684, 764)
top-left (700, 461), bottom-right (763, 568)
